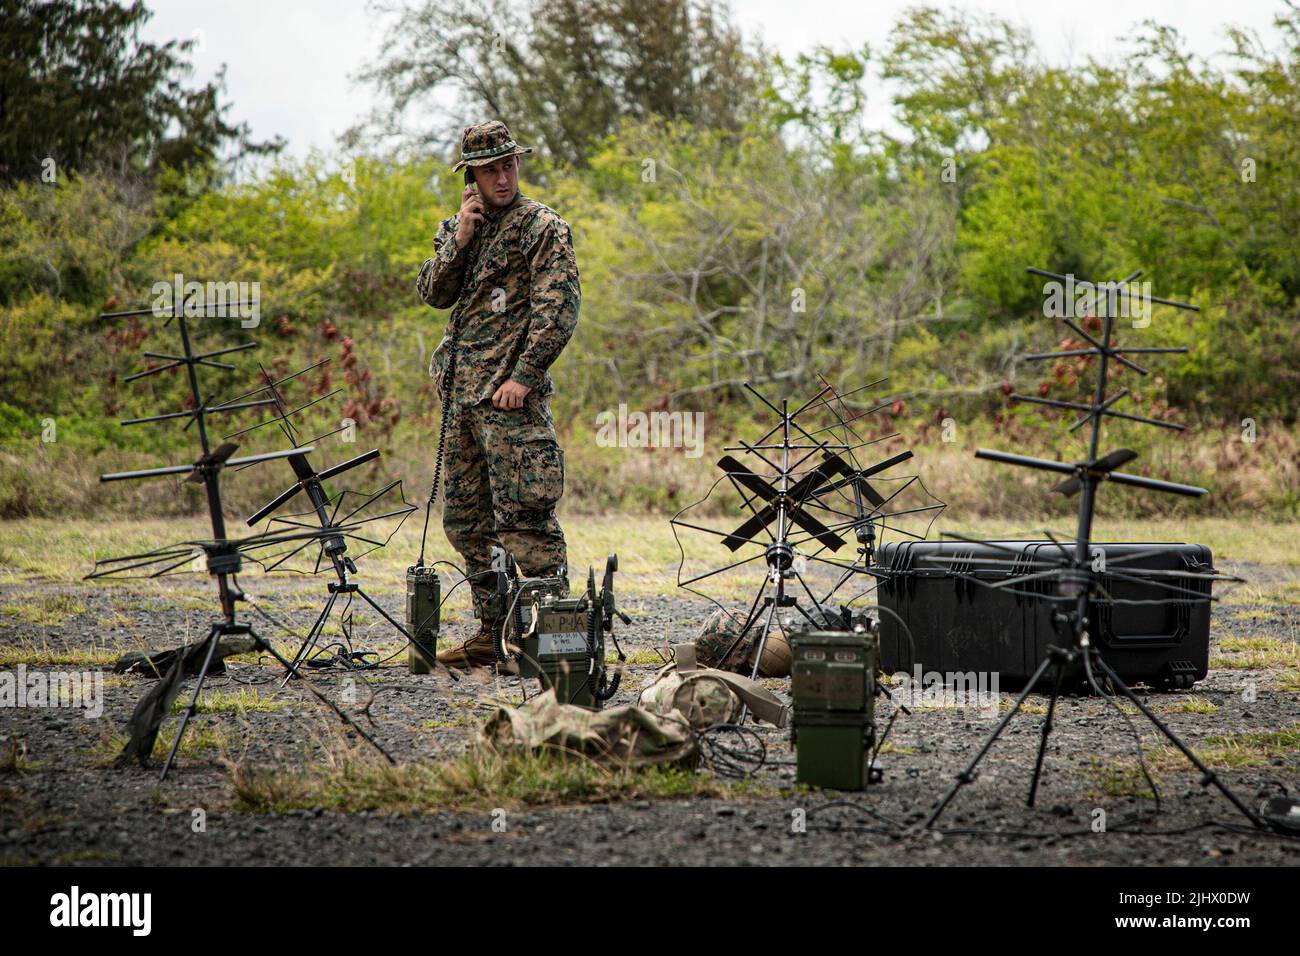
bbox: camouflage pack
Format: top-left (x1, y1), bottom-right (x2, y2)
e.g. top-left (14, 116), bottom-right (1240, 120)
top-left (480, 688), bottom-right (695, 770)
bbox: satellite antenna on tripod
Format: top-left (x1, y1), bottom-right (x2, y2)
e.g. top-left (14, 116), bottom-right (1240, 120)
top-left (213, 361), bottom-right (432, 683)
top-left (803, 374), bottom-right (947, 610)
top-left (921, 266), bottom-right (1263, 830)
top-left (669, 378), bottom-right (944, 710)
top-left (90, 294), bottom-right (393, 779)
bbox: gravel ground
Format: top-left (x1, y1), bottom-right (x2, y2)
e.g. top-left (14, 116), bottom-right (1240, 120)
top-left (1, 566), bottom-right (1299, 867)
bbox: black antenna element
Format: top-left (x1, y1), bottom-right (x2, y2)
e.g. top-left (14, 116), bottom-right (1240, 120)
top-left (670, 376), bottom-right (945, 720)
top-left (90, 295), bottom-right (394, 778)
top-left (922, 267), bottom-right (1263, 830)
top-left (222, 363), bottom-right (440, 684)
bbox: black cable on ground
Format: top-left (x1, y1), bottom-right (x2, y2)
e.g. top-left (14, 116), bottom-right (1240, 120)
top-left (697, 723), bottom-right (768, 778)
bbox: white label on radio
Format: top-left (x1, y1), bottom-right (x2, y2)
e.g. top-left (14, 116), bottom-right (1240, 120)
top-left (537, 632), bottom-right (589, 656)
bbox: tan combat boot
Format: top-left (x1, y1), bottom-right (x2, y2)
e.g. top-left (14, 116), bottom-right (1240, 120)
top-left (435, 620), bottom-right (502, 670)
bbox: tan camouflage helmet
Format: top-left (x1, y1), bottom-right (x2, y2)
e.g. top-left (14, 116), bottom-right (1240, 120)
top-left (451, 120), bottom-right (534, 172)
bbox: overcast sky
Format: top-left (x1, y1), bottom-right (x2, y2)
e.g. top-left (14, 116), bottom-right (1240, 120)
top-left (140, 0), bottom-right (1290, 158)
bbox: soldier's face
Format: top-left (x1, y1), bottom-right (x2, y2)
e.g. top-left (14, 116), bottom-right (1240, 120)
top-left (472, 156), bottom-right (519, 209)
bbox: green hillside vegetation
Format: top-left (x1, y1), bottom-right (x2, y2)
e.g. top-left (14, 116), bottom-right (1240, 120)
top-left (1, 2), bottom-right (1296, 521)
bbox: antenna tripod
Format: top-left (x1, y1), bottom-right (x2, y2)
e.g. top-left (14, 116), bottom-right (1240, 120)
top-left (922, 267), bottom-right (1262, 830)
top-left (670, 378), bottom-right (944, 722)
top-left (93, 299), bottom-right (395, 779)
top-left (216, 363), bottom-right (438, 683)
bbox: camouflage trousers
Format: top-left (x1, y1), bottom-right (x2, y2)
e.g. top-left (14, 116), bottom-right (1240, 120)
top-left (441, 394), bottom-right (568, 623)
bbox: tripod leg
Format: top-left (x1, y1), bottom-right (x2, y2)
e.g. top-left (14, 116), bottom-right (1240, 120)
top-left (792, 602), bottom-right (821, 628)
top-left (352, 587), bottom-right (457, 682)
top-left (820, 565), bottom-right (856, 608)
top-left (715, 576), bottom-right (769, 671)
top-left (159, 624), bottom-right (222, 782)
top-left (281, 588), bottom-right (339, 686)
top-left (1090, 654), bottom-right (1264, 829)
top-left (748, 598), bottom-right (778, 682)
top-left (791, 570), bottom-right (829, 623)
top-left (736, 600), bottom-right (779, 725)
top-left (923, 652), bottom-right (1056, 829)
top-left (251, 624), bottom-right (396, 765)
top-left (354, 587), bottom-right (415, 642)
top-left (1026, 658), bottom-right (1066, 808)
top-left (875, 681), bottom-right (911, 716)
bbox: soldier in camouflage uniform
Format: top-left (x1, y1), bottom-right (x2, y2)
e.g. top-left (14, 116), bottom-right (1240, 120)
top-left (416, 121), bottom-right (580, 669)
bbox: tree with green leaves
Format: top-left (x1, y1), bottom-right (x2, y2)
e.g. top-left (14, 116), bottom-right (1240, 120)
top-left (355, 0), bottom-right (766, 169)
top-left (0, 0), bottom-right (279, 185)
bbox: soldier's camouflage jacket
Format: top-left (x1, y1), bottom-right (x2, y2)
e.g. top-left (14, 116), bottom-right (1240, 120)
top-left (416, 192), bottom-right (580, 404)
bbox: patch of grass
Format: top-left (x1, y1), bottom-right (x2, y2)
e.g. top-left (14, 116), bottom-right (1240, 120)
top-left (421, 715), bottom-right (476, 730)
top-left (1271, 582), bottom-right (1300, 604)
top-left (1225, 580), bottom-right (1300, 607)
top-left (170, 688), bottom-right (286, 715)
top-left (0, 518), bottom-right (214, 581)
top-left (1158, 695), bottom-right (1219, 715)
top-left (230, 745), bottom-right (732, 814)
top-left (1092, 723), bottom-right (1300, 799)
top-left (998, 698), bottom-right (1048, 716)
top-left (0, 593), bottom-right (86, 627)
top-left (1195, 725), bottom-right (1300, 768)
top-left (172, 595), bottom-right (219, 613)
top-left (1091, 759), bottom-right (1158, 799)
top-left (1227, 608), bottom-right (1275, 621)
top-left (620, 646), bottom-right (671, 666)
top-left (1212, 635), bottom-right (1300, 670)
top-left (95, 722), bottom-right (230, 767)
top-left (96, 607), bottom-right (136, 632)
top-left (12, 515), bottom-right (1296, 608)
top-left (876, 742), bottom-right (915, 755)
top-left (0, 638), bottom-right (118, 667)
top-left (164, 723), bottom-right (232, 760)
top-left (1276, 669), bottom-right (1300, 692)
top-left (222, 640), bottom-right (295, 665)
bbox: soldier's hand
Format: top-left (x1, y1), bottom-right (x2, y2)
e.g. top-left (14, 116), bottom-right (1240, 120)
top-left (491, 379), bottom-right (532, 410)
top-left (454, 184), bottom-right (484, 248)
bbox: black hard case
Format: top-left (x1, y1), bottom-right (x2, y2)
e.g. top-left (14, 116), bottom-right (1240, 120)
top-left (876, 540), bottom-right (1214, 690)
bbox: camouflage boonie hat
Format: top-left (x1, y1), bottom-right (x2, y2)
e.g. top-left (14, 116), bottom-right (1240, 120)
top-left (452, 120), bottom-right (534, 172)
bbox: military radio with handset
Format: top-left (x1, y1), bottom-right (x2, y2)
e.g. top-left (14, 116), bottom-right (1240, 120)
top-left (490, 547), bottom-right (629, 709)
